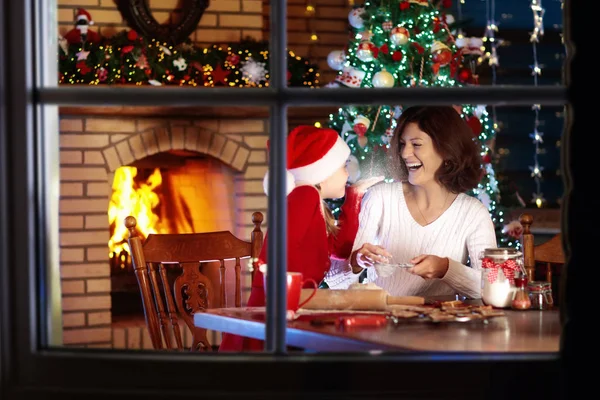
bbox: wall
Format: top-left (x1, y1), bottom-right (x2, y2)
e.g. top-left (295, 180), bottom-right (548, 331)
top-left (57, 0), bottom-right (264, 46)
top-left (263, 0), bottom-right (351, 85)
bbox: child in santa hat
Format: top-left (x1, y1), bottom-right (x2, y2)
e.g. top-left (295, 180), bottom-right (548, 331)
top-left (219, 125), bottom-right (383, 352)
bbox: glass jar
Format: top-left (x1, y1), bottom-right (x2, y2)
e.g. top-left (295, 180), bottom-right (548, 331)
top-left (528, 281), bottom-right (554, 310)
top-left (511, 272), bottom-right (531, 310)
top-left (480, 248), bottom-right (525, 308)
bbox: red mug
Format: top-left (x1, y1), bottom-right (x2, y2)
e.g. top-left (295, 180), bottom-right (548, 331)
top-left (263, 272), bottom-right (318, 312)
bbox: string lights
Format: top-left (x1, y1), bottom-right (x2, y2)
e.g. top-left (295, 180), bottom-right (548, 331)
top-left (529, 0), bottom-right (546, 208)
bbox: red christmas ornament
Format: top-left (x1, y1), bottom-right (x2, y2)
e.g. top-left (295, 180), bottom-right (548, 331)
top-left (432, 49), bottom-right (452, 65)
top-left (442, 0), bottom-right (453, 8)
top-left (466, 116), bottom-right (482, 136)
top-left (353, 123), bottom-right (368, 137)
top-left (127, 30), bottom-right (138, 41)
top-left (122, 45), bottom-right (134, 54)
top-left (392, 51), bottom-right (403, 61)
top-left (399, 1), bottom-right (410, 10)
top-left (482, 154), bottom-right (491, 164)
top-left (226, 54), bottom-right (240, 65)
top-left (458, 68), bottom-right (472, 83)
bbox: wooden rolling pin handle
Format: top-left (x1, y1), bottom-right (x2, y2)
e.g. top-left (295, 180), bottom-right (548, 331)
top-left (386, 295), bottom-right (425, 306)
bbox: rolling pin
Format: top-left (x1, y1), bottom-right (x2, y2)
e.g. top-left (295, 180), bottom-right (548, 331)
top-left (299, 289), bottom-right (425, 310)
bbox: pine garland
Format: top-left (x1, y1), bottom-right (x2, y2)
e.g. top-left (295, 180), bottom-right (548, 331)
top-left (58, 30), bottom-right (320, 87)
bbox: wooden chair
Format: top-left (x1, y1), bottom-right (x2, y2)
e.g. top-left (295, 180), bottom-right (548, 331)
top-left (125, 212), bottom-right (264, 351)
top-left (519, 213), bottom-right (565, 303)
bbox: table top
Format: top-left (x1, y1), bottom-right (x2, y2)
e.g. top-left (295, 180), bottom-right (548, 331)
top-left (194, 306), bottom-right (562, 353)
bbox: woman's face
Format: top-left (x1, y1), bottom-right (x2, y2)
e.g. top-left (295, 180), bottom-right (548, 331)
top-left (399, 122), bottom-right (443, 187)
top-left (320, 163), bottom-right (349, 199)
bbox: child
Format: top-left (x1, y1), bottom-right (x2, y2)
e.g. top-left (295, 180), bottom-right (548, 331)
top-left (219, 125), bottom-right (382, 352)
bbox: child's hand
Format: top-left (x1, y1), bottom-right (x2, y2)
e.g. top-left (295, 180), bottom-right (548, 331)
top-left (350, 176), bottom-right (385, 194)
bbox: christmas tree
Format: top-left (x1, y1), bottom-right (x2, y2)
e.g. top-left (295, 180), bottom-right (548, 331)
top-left (325, 0), bottom-right (514, 248)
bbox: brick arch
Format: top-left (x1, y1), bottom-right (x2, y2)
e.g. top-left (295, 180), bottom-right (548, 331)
top-left (100, 125), bottom-right (251, 175)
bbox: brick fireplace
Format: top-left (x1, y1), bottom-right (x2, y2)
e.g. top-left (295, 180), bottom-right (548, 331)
top-left (59, 107), bottom-right (270, 348)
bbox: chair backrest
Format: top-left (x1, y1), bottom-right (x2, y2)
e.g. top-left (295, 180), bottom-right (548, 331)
top-left (125, 212), bottom-right (263, 351)
top-left (519, 213), bottom-right (565, 301)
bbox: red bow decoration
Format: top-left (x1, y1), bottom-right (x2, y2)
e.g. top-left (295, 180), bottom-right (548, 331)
top-left (481, 257), bottom-right (519, 284)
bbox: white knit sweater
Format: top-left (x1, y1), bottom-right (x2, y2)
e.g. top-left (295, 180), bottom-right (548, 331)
top-left (324, 182), bottom-right (497, 299)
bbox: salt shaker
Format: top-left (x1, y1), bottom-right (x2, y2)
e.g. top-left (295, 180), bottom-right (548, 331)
top-left (480, 248), bottom-right (525, 308)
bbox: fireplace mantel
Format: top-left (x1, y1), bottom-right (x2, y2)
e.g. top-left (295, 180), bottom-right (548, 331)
top-left (59, 105), bottom-right (338, 122)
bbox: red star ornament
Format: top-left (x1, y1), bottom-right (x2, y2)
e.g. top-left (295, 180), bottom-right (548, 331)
top-left (211, 64), bottom-right (230, 86)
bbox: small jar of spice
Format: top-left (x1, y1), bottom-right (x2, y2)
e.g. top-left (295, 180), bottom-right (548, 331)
top-left (511, 271), bottom-right (531, 310)
top-left (528, 281), bottom-right (554, 310)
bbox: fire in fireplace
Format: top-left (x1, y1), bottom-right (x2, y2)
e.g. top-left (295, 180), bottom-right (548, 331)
top-left (108, 151), bottom-right (238, 318)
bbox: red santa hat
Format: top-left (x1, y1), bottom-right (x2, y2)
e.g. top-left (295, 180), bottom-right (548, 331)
top-left (76, 8), bottom-right (93, 25)
top-left (263, 125), bottom-right (350, 196)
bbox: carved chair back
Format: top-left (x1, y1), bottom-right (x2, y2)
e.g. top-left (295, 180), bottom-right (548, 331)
top-left (125, 212), bottom-right (263, 351)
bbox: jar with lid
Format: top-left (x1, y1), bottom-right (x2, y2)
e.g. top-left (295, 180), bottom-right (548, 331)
top-left (528, 281), bottom-right (554, 310)
top-left (480, 248), bottom-right (525, 308)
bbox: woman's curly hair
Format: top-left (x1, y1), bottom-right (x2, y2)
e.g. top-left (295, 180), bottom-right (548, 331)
top-left (389, 106), bottom-right (483, 193)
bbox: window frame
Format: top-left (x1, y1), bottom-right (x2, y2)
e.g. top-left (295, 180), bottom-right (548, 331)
top-left (0, 0), bottom-right (579, 398)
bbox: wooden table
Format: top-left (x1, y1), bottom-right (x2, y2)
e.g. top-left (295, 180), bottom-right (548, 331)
top-left (194, 306), bottom-right (561, 353)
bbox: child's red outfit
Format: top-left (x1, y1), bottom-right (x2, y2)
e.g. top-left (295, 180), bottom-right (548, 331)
top-left (218, 185), bottom-right (363, 352)
top-left (218, 125), bottom-right (358, 352)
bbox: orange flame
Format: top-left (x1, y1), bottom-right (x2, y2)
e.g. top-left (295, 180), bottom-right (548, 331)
top-left (108, 166), bottom-right (164, 256)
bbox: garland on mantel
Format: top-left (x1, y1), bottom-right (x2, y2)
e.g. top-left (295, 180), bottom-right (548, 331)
top-left (58, 30), bottom-right (320, 87)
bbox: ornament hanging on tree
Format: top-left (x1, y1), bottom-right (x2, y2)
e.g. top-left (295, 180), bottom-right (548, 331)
top-left (457, 68), bottom-right (472, 83)
top-left (346, 155), bottom-right (361, 184)
top-left (390, 26), bottom-right (410, 46)
top-left (431, 41), bottom-right (452, 66)
top-left (382, 20), bottom-right (393, 31)
top-left (372, 69), bottom-right (395, 88)
top-left (353, 115), bottom-right (371, 136)
top-left (356, 41), bottom-right (375, 62)
top-left (335, 66), bottom-right (366, 88)
top-left (466, 115), bottom-right (482, 137)
top-left (348, 7), bottom-right (365, 29)
top-left (409, 0), bottom-right (429, 6)
top-left (327, 50), bottom-right (346, 71)
top-left (357, 136), bottom-right (368, 148)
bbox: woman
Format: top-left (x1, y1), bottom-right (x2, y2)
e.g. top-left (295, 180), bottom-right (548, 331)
top-left (325, 106), bottom-right (497, 299)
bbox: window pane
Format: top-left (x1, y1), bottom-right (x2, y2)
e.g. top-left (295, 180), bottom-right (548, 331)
top-left (284, 103), bottom-right (563, 354)
top-left (54, 105), bottom-right (269, 352)
top-left (282, 0), bottom-right (565, 89)
top-left (55, 1), bottom-right (318, 89)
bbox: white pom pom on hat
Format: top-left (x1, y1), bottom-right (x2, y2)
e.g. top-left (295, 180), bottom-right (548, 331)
top-left (263, 125), bottom-right (351, 196)
top-left (263, 170), bottom-right (296, 196)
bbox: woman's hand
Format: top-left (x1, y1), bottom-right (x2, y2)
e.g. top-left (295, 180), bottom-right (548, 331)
top-left (408, 255), bottom-right (449, 279)
top-left (350, 176), bottom-right (385, 195)
top-left (352, 243), bottom-right (393, 272)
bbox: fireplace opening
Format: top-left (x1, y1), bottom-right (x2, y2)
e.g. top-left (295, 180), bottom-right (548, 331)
top-left (109, 150), bottom-right (238, 320)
